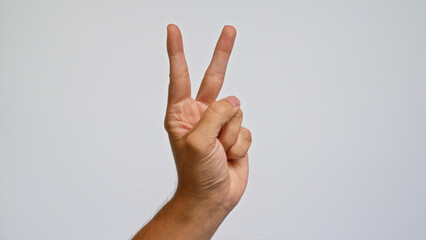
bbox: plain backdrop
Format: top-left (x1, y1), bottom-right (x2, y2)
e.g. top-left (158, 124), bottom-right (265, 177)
top-left (1, 0), bottom-right (425, 239)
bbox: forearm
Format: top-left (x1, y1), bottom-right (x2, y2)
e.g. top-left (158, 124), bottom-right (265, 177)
top-left (133, 188), bottom-right (230, 240)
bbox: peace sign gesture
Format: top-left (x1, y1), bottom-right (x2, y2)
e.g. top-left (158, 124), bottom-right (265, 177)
top-left (164, 24), bottom-right (252, 213)
top-left (134, 24), bottom-right (252, 240)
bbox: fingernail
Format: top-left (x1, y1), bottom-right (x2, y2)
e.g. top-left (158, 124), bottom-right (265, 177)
top-left (224, 96), bottom-right (240, 107)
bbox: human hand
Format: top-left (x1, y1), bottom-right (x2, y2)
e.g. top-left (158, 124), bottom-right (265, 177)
top-left (165, 24), bottom-right (252, 213)
top-left (133, 24), bottom-right (252, 240)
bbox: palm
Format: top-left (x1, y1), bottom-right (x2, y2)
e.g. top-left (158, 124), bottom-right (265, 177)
top-left (165, 98), bottom-right (207, 139)
top-left (166, 98), bottom-right (248, 205)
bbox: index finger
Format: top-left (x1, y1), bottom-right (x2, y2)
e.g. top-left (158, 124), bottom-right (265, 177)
top-left (166, 24), bottom-right (191, 105)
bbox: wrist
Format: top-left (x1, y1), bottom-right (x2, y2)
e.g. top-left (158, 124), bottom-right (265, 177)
top-left (169, 187), bottom-right (231, 238)
top-left (133, 188), bottom-right (230, 240)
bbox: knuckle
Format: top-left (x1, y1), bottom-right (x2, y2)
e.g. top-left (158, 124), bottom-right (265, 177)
top-left (228, 147), bottom-right (246, 159)
top-left (204, 71), bottom-right (225, 82)
top-left (242, 127), bottom-right (252, 142)
top-left (169, 69), bottom-right (189, 80)
top-left (209, 101), bottom-right (227, 116)
top-left (235, 109), bottom-right (243, 119)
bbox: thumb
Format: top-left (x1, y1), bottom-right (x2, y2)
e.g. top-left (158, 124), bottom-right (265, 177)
top-left (190, 96), bottom-right (240, 140)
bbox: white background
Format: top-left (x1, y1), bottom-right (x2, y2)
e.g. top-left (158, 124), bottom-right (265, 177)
top-left (1, 0), bottom-right (425, 239)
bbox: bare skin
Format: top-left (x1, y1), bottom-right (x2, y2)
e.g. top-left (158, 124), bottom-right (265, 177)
top-left (133, 24), bottom-right (252, 240)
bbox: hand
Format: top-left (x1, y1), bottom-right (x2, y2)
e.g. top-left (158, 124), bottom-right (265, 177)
top-left (133, 24), bottom-right (252, 240)
top-left (165, 24), bottom-right (252, 212)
